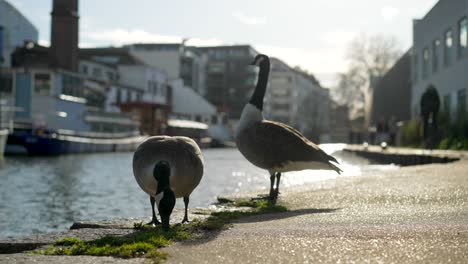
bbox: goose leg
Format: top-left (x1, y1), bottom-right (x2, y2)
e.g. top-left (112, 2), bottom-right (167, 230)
top-left (274, 172), bottom-right (282, 199)
top-left (182, 196), bottom-right (190, 223)
top-left (269, 172), bottom-right (276, 200)
top-left (146, 196), bottom-right (161, 226)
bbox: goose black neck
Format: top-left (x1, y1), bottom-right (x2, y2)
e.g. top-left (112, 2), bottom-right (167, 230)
top-left (249, 60), bottom-right (270, 111)
top-left (156, 176), bottom-right (170, 194)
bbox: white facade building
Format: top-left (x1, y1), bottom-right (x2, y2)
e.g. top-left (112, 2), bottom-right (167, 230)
top-left (79, 48), bottom-right (169, 110)
top-left (128, 44), bottom-right (207, 95)
top-left (118, 65), bottom-right (168, 105)
top-left (264, 58), bottom-right (331, 142)
top-left (170, 79), bottom-right (231, 141)
top-left (412, 0), bottom-right (468, 119)
top-left (0, 0), bottom-right (38, 67)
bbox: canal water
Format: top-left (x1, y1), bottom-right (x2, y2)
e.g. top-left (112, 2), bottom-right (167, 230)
top-left (0, 144), bottom-right (397, 239)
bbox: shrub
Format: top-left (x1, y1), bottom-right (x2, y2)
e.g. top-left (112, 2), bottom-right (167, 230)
top-left (401, 119), bottom-right (423, 147)
top-left (438, 138), bottom-right (451, 149)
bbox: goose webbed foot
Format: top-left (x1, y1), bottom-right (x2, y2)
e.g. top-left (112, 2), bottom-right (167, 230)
top-left (269, 190), bottom-right (278, 204)
top-left (268, 189), bottom-right (275, 200)
top-left (147, 196), bottom-right (161, 226)
top-left (268, 187), bottom-right (278, 203)
top-left (181, 217), bottom-right (190, 224)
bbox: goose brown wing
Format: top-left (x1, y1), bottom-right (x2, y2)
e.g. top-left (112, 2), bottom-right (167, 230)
top-left (246, 120), bottom-right (339, 168)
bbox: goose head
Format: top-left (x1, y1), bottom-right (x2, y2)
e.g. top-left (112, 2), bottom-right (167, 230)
top-left (251, 54), bottom-right (270, 67)
top-left (153, 161), bottom-right (176, 231)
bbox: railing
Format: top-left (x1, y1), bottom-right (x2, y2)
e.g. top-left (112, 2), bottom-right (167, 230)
top-left (56, 129), bottom-right (140, 139)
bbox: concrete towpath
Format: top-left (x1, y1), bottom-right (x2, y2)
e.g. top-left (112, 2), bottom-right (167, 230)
top-left (162, 159), bottom-right (468, 263)
top-left (1, 154), bottom-right (468, 263)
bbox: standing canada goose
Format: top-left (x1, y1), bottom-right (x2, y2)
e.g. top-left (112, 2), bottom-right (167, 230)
top-left (235, 54), bottom-right (342, 202)
top-left (132, 136), bottom-right (204, 230)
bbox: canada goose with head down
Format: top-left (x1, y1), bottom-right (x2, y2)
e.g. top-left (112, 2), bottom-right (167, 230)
top-left (132, 136), bottom-right (204, 230)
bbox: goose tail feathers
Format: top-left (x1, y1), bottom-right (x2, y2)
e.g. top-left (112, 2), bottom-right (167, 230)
top-left (328, 162), bottom-right (343, 174)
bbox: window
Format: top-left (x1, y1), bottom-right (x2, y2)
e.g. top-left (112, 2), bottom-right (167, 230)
top-left (34, 73), bottom-right (51, 95)
top-left (444, 29), bottom-right (453, 67)
top-left (413, 54), bottom-right (418, 82)
top-left (126, 90), bottom-right (131, 102)
top-left (432, 39), bottom-right (440, 73)
top-left (208, 63), bottom-right (225, 73)
top-left (422, 48), bottom-right (429, 79)
top-left (215, 50), bottom-right (225, 59)
top-left (459, 17), bottom-right (467, 59)
top-left (458, 89), bottom-right (466, 118)
top-left (81, 64), bottom-right (88, 75)
top-left (116, 88), bottom-right (121, 103)
top-left (62, 74), bottom-right (83, 98)
top-left (106, 71), bottom-right (114, 81)
top-left (0, 26), bottom-right (4, 63)
top-left (272, 103), bottom-right (290, 111)
top-left (92, 67), bottom-right (102, 78)
top-left (271, 76), bottom-right (291, 85)
top-left (154, 83), bottom-right (159, 95)
top-left (211, 115), bottom-right (218, 125)
top-left (148, 80), bottom-right (158, 94)
top-left (271, 87), bottom-right (291, 97)
top-left (0, 73), bottom-right (13, 95)
top-left (443, 94), bottom-right (451, 114)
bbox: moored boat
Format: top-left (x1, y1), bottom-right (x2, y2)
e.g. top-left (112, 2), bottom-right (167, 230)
top-left (2, 68), bottom-right (146, 155)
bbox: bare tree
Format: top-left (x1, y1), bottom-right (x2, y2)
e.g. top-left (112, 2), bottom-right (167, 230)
top-left (332, 33), bottom-right (402, 121)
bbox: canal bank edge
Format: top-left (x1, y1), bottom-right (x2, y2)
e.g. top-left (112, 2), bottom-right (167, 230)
top-left (344, 144), bottom-right (468, 166)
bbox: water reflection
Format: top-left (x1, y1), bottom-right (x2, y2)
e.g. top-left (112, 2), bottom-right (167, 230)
top-left (0, 144), bottom-right (397, 239)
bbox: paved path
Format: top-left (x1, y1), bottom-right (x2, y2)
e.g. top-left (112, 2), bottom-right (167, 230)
top-left (2, 158), bottom-right (468, 263)
top-left (163, 159), bottom-right (468, 263)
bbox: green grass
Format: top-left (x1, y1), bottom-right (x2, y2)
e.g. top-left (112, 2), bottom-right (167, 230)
top-left (34, 199), bottom-right (287, 263)
top-left (193, 199), bottom-right (287, 231)
top-left (34, 225), bottom-right (191, 262)
top-left (234, 199), bottom-right (288, 213)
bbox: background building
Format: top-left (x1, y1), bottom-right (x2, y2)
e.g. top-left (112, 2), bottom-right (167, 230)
top-left (199, 45), bottom-right (258, 119)
top-left (128, 43), bottom-right (207, 95)
top-left (329, 103), bottom-right (351, 143)
top-left (371, 50), bottom-right (412, 125)
top-left (0, 0), bottom-right (38, 67)
top-left (79, 47), bottom-right (170, 135)
top-left (170, 79), bottom-right (231, 142)
top-left (264, 58), bottom-right (331, 142)
top-left (411, 0), bottom-right (467, 120)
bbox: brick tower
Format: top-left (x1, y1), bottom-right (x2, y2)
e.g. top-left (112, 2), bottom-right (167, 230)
top-left (50, 0), bottom-right (79, 71)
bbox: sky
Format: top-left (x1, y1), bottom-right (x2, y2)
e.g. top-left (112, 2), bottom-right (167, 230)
top-left (9, 0), bottom-right (439, 87)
